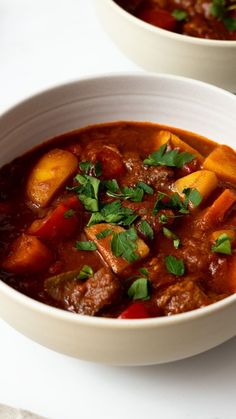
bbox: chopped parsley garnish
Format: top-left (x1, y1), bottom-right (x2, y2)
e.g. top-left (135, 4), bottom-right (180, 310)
top-left (104, 179), bottom-right (120, 193)
top-left (139, 220), bottom-right (154, 240)
top-left (87, 200), bottom-right (138, 227)
top-left (96, 228), bottom-right (113, 240)
top-left (128, 278), bottom-right (150, 301)
top-left (159, 214), bottom-right (169, 224)
top-left (172, 9), bottom-right (188, 21)
top-left (153, 188), bottom-right (202, 215)
top-left (223, 17), bottom-right (236, 31)
top-left (79, 160), bottom-right (102, 177)
top-left (143, 144), bottom-right (195, 168)
top-left (137, 182), bottom-right (154, 195)
top-left (75, 241), bottom-right (97, 251)
top-left (210, 0), bottom-right (226, 20)
top-left (210, 0), bottom-right (236, 32)
top-left (78, 265), bottom-right (94, 280)
top-left (111, 226), bottom-right (140, 263)
top-left (69, 173), bottom-right (101, 212)
top-left (106, 185), bottom-right (144, 202)
top-left (79, 161), bottom-right (93, 174)
top-left (183, 188), bottom-right (202, 208)
top-left (165, 255), bottom-right (185, 276)
top-left (173, 238), bottom-right (181, 249)
top-left (163, 227), bottom-right (181, 249)
top-left (211, 233), bottom-right (232, 255)
top-left (64, 209), bottom-right (75, 218)
top-left (139, 267), bottom-right (149, 277)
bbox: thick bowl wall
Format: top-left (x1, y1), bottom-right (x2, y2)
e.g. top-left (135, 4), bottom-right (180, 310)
top-left (0, 74), bottom-right (236, 365)
top-left (95, 0), bottom-right (236, 92)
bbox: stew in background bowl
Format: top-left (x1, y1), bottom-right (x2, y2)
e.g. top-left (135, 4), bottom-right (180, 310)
top-left (116, 0), bottom-right (236, 40)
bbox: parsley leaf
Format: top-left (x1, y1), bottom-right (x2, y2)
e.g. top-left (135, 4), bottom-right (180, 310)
top-left (137, 182), bottom-right (154, 195)
top-left (163, 227), bottom-right (181, 248)
top-left (78, 265), bottom-right (94, 280)
top-left (111, 226), bottom-right (140, 263)
top-left (153, 188), bottom-right (202, 215)
top-left (79, 160), bottom-right (102, 177)
top-left (103, 179), bottom-right (120, 193)
top-left (73, 174), bottom-right (100, 212)
top-left (128, 278), bottom-right (150, 300)
top-left (139, 220), bottom-right (154, 240)
top-left (96, 228), bottom-right (113, 240)
top-left (79, 161), bottom-right (94, 174)
top-left (210, 0), bottom-right (226, 19)
top-left (75, 241), bottom-right (97, 251)
top-left (165, 255), bottom-right (185, 276)
top-left (106, 185), bottom-right (144, 202)
top-left (223, 17), bottom-right (236, 31)
top-left (183, 188), bottom-right (202, 208)
top-left (143, 144), bottom-right (195, 168)
top-left (64, 209), bottom-right (75, 218)
top-left (172, 9), bottom-right (188, 21)
top-left (211, 233), bottom-right (232, 255)
top-left (87, 200), bottom-right (138, 227)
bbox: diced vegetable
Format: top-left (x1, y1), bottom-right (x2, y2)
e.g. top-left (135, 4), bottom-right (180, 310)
top-left (172, 170), bottom-right (218, 204)
top-left (203, 145), bottom-right (236, 185)
top-left (201, 189), bottom-right (236, 227)
top-left (154, 130), bottom-right (204, 162)
top-left (85, 223), bottom-right (149, 274)
top-left (211, 230), bottom-right (235, 243)
top-left (2, 234), bottom-right (52, 274)
top-left (118, 302), bottom-right (150, 319)
top-left (227, 255), bottom-right (236, 292)
top-left (28, 203), bottom-right (79, 240)
top-left (26, 149), bottom-right (78, 207)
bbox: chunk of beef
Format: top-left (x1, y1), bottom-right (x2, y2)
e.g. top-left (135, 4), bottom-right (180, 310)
top-left (156, 279), bottom-right (210, 315)
top-left (177, 237), bottom-right (212, 274)
top-left (121, 151), bottom-right (174, 190)
top-left (45, 267), bottom-right (121, 315)
top-left (122, 200), bottom-right (174, 235)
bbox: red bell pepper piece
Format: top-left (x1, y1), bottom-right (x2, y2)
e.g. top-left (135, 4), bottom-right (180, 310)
top-left (118, 302), bottom-right (150, 319)
top-left (138, 8), bottom-right (177, 31)
top-left (28, 203), bottom-right (78, 241)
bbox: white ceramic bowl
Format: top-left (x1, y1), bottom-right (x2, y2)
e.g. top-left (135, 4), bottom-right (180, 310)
top-left (95, 0), bottom-right (236, 92)
top-left (0, 73), bottom-right (236, 365)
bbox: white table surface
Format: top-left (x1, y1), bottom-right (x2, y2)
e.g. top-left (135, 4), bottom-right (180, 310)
top-left (0, 1), bottom-right (236, 418)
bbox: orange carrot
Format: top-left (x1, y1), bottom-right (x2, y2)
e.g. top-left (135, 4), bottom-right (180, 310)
top-left (201, 189), bottom-right (236, 228)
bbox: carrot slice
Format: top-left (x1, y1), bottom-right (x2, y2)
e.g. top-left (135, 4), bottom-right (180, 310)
top-left (201, 189), bottom-right (236, 228)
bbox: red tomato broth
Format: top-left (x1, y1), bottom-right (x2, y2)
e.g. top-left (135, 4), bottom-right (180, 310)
top-left (0, 121), bottom-right (236, 318)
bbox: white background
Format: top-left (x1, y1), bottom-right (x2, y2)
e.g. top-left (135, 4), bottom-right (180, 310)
top-left (0, 1), bottom-right (236, 418)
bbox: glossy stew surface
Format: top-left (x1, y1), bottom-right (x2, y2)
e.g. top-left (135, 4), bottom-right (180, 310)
top-left (0, 122), bottom-right (236, 319)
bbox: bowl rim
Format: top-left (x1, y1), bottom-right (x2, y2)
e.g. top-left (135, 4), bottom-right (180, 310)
top-left (106, 0), bottom-right (236, 47)
top-left (0, 72), bottom-right (236, 330)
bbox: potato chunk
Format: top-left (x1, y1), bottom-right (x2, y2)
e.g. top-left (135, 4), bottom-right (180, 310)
top-left (154, 130), bottom-right (204, 162)
top-left (172, 170), bottom-right (218, 205)
top-left (2, 234), bottom-right (52, 274)
top-left (85, 223), bottom-right (149, 274)
top-left (203, 145), bottom-right (236, 185)
top-left (26, 149), bottom-right (78, 207)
